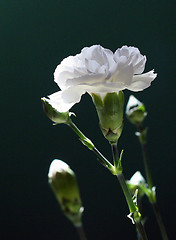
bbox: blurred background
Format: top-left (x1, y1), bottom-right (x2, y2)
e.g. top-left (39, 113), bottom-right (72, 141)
top-left (1, 0), bottom-right (176, 239)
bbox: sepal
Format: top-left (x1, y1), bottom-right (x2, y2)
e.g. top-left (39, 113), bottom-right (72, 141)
top-left (91, 91), bottom-right (124, 144)
top-left (41, 97), bottom-right (70, 124)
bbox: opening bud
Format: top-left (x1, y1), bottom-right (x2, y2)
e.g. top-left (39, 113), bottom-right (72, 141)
top-left (48, 159), bottom-right (83, 226)
top-left (126, 95), bottom-right (147, 125)
top-left (91, 91), bottom-right (124, 144)
top-left (41, 97), bottom-right (70, 124)
top-left (126, 171), bottom-right (146, 199)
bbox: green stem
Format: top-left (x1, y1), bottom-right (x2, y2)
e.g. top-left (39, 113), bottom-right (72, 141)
top-left (67, 119), bottom-right (148, 239)
top-left (92, 146), bottom-right (114, 170)
top-left (67, 120), bottom-right (114, 172)
top-left (136, 199), bottom-right (143, 240)
top-left (137, 124), bottom-right (169, 240)
top-left (137, 124), bottom-right (153, 189)
top-left (111, 143), bottom-right (119, 169)
top-left (117, 173), bottom-right (148, 240)
top-left (111, 143), bottom-right (135, 213)
top-left (136, 222), bottom-right (149, 240)
top-left (75, 224), bottom-right (87, 240)
top-left (152, 202), bottom-right (169, 240)
top-left (142, 142), bottom-right (153, 189)
top-left (117, 173), bottom-right (136, 213)
top-left (68, 120), bottom-right (89, 142)
top-left (111, 143), bottom-right (148, 240)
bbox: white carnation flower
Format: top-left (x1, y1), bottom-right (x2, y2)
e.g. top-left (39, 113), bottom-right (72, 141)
top-left (47, 45), bottom-right (157, 112)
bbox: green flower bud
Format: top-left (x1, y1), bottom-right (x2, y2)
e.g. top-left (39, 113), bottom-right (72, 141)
top-left (126, 95), bottom-right (147, 125)
top-left (126, 171), bottom-right (146, 199)
top-left (127, 171), bottom-right (156, 203)
top-left (48, 159), bottom-right (83, 226)
top-left (41, 97), bottom-right (70, 124)
top-left (91, 91), bottom-right (124, 144)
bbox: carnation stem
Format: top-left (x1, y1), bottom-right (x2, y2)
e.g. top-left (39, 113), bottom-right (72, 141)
top-left (111, 143), bottom-right (135, 212)
top-left (135, 222), bottom-right (149, 240)
top-left (136, 123), bottom-right (168, 240)
top-left (112, 143), bottom-right (148, 240)
top-left (117, 173), bottom-right (136, 213)
top-left (68, 120), bottom-right (148, 239)
top-left (67, 120), bottom-right (114, 172)
top-left (75, 224), bottom-right (87, 240)
top-left (152, 202), bottom-right (168, 240)
top-left (111, 143), bottom-right (119, 169)
top-left (136, 124), bottom-right (153, 190)
top-left (117, 173), bottom-right (148, 240)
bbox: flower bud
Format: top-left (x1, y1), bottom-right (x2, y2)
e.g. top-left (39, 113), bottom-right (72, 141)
top-left (91, 91), bottom-right (124, 144)
top-left (41, 97), bottom-right (70, 124)
top-left (126, 171), bottom-right (146, 198)
top-left (126, 95), bottom-right (147, 125)
top-left (48, 159), bottom-right (83, 226)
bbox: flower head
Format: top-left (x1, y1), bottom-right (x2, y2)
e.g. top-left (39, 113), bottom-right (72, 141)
top-left (47, 45), bottom-right (157, 112)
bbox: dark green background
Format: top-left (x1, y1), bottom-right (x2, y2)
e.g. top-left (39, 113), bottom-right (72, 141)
top-left (1, 0), bottom-right (175, 239)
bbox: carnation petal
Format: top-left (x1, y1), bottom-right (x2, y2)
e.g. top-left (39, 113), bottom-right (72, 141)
top-left (114, 46), bottom-right (146, 74)
top-left (127, 70), bottom-right (157, 92)
top-left (51, 45), bottom-right (157, 110)
top-left (47, 91), bottom-right (74, 112)
top-left (132, 55), bottom-right (146, 74)
top-left (112, 62), bottom-right (134, 88)
top-left (48, 86), bottom-right (86, 112)
top-left (66, 73), bottom-right (106, 87)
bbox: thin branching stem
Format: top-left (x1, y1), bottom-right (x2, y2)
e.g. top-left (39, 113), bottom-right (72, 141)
top-left (75, 224), bottom-right (87, 240)
top-left (137, 123), bottom-right (169, 240)
top-left (111, 143), bottom-right (148, 240)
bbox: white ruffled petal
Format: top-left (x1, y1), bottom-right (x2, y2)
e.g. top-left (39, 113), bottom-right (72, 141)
top-left (132, 55), bottom-right (146, 74)
top-left (114, 46), bottom-right (146, 75)
top-left (54, 55), bottom-right (86, 90)
top-left (111, 62), bottom-right (134, 88)
top-left (127, 70), bottom-right (157, 92)
top-left (81, 45), bottom-right (112, 67)
top-left (47, 91), bottom-right (74, 112)
top-left (48, 86), bottom-right (86, 112)
top-left (66, 73), bottom-right (106, 87)
top-left (50, 45), bottom-right (157, 110)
